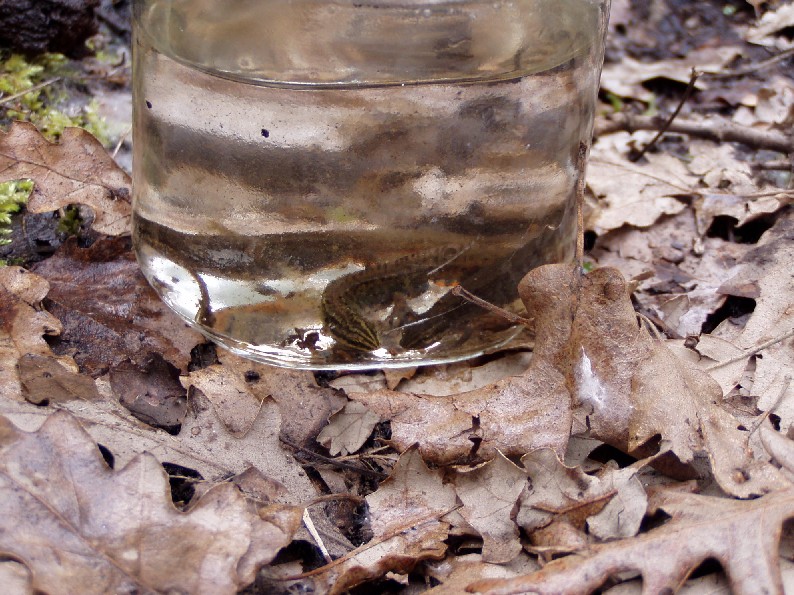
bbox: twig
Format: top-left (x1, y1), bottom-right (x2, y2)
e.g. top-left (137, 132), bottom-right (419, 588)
top-left (704, 47), bottom-right (794, 80)
top-left (0, 77), bottom-right (61, 106)
top-left (706, 328), bottom-right (794, 371)
top-left (450, 285), bottom-right (532, 326)
top-left (111, 126), bottom-right (132, 159)
top-left (630, 69), bottom-right (700, 162)
top-left (575, 141), bottom-right (588, 265)
top-left (749, 375), bottom-right (792, 437)
top-left (753, 159), bottom-right (794, 172)
top-left (595, 113), bottom-right (794, 154)
top-left (280, 436), bottom-right (388, 480)
top-left (277, 504), bottom-right (463, 580)
top-left (307, 493), bottom-right (366, 506)
top-left (303, 509), bottom-right (333, 563)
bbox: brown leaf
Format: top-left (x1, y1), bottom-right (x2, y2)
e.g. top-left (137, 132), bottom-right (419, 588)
top-left (109, 354), bottom-right (187, 431)
top-left (0, 266), bottom-right (69, 402)
top-left (350, 356), bottom-right (570, 466)
top-left (518, 264), bottom-right (788, 498)
top-left (468, 488), bottom-right (794, 595)
top-left (31, 236), bottom-right (203, 375)
top-left (0, 411), bottom-right (301, 595)
top-left (0, 122), bottom-right (131, 236)
top-left (317, 401), bottom-right (381, 456)
top-left (314, 447), bottom-right (457, 594)
top-left (18, 353), bottom-right (99, 404)
top-left (182, 363), bottom-right (265, 437)
top-left (586, 150), bottom-right (693, 234)
top-left (455, 452), bottom-right (528, 564)
top-left (716, 214), bottom-right (794, 431)
top-left (517, 449), bottom-right (646, 545)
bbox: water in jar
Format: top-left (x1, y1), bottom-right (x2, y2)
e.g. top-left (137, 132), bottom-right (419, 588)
top-left (132, 0), bottom-right (609, 369)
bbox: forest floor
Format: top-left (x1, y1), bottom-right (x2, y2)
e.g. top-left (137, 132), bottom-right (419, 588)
top-left (0, 0), bottom-right (793, 593)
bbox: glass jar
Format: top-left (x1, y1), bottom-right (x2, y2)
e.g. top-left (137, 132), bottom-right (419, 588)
top-left (132, 0), bottom-right (610, 370)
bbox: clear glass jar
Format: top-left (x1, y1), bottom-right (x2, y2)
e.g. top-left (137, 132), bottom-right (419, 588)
top-left (132, 0), bottom-right (610, 370)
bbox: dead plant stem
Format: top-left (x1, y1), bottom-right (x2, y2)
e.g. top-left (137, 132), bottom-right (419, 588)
top-left (630, 69), bottom-right (700, 162)
top-left (706, 328), bottom-right (794, 371)
top-left (596, 113), bottom-right (793, 154)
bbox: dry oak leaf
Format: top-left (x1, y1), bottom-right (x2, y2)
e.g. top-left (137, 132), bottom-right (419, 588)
top-left (312, 446), bottom-right (457, 594)
top-left (217, 350), bottom-right (347, 448)
top-left (317, 400), bottom-right (381, 456)
top-left (716, 214), bottom-right (794, 431)
top-left (517, 449), bottom-right (646, 547)
top-left (468, 487), bottom-right (794, 595)
top-left (455, 452), bottom-right (528, 564)
top-left (350, 355), bottom-right (570, 466)
top-left (586, 146), bottom-right (694, 235)
top-left (0, 122), bottom-right (131, 236)
top-left (348, 265), bottom-right (575, 465)
top-left (522, 263), bottom-right (788, 499)
top-left (0, 410), bottom-right (301, 595)
top-left (0, 266), bottom-right (82, 403)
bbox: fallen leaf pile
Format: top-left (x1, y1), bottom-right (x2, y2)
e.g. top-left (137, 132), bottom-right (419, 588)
top-left (1, 2), bottom-right (794, 593)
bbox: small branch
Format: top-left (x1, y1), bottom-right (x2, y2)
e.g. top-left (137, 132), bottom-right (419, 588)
top-left (595, 113), bottom-right (794, 155)
top-left (706, 328), bottom-right (794, 371)
top-left (630, 69), bottom-right (700, 162)
top-left (704, 47), bottom-right (794, 80)
top-left (0, 77), bottom-right (61, 106)
top-left (303, 509), bottom-right (333, 563)
top-left (450, 285), bottom-right (532, 326)
top-left (753, 159), bottom-right (794, 172)
top-left (749, 375), bottom-right (792, 437)
top-left (280, 437), bottom-right (388, 480)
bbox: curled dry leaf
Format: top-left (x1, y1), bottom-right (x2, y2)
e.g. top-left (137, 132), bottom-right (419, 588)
top-left (455, 452), bottom-right (528, 564)
top-left (317, 401), bottom-right (381, 456)
top-left (517, 263), bottom-right (789, 499)
top-left (0, 266), bottom-right (79, 402)
top-left (0, 122), bottom-right (131, 236)
top-left (0, 411), bottom-right (301, 595)
top-left (32, 236), bottom-right (203, 375)
top-left (468, 487), bottom-right (794, 595)
top-left (586, 142), bottom-right (695, 234)
top-left (716, 214), bottom-right (794, 431)
top-left (517, 449), bottom-right (646, 548)
top-left (313, 447), bottom-right (457, 594)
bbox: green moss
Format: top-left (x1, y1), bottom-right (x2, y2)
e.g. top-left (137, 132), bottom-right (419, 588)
top-left (0, 52), bottom-right (110, 144)
top-left (0, 180), bottom-right (33, 260)
top-left (56, 205), bottom-right (83, 236)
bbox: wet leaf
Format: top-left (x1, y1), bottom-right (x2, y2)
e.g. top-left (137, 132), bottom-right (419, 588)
top-left (0, 122), bottom-right (131, 236)
top-left (31, 237), bottom-right (203, 375)
top-left (109, 354), bottom-right (187, 432)
top-left (0, 411), bottom-right (301, 595)
top-left (468, 488), bottom-right (794, 595)
top-left (19, 353), bottom-right (99, 404)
